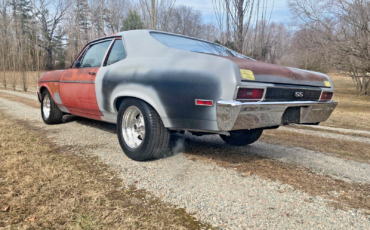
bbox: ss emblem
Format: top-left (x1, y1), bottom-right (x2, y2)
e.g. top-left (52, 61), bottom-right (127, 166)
top-left (294, 92), bottom-right (304, 98)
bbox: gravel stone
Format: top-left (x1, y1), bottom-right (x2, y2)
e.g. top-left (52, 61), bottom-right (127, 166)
top-left (281, 126), bottom-right (370, 144)
top-left (295, 124), bottom-right (370, 136)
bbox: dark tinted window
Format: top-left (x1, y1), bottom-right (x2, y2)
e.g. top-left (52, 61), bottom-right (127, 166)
top-left (81, 40), bottom-right (112, 67)
top-left (105, 39), bottom-right (126, 66)
top-left (151, 32), bottom-right (251, 59)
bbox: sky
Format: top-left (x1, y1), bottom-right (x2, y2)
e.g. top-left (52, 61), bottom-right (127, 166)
top-left (175, 0), bottom-right (291, 24)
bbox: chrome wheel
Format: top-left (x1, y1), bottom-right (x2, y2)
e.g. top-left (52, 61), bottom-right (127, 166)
top-left (122, 106), bottom-right (145, 149)
top-left (42, 93), bottom-right (51, 120)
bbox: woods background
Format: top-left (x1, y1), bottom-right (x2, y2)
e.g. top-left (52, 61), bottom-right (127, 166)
top-left (0, 0), bottom-right (369, 94)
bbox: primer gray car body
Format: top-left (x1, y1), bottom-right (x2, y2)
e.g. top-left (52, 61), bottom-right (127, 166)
top-left (92, 30), bottom-right (337, 133)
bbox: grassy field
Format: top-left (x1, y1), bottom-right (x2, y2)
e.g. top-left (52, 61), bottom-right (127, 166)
top-left (321, 73), bottom-right (370, 131)
top-left (261, 74), bottom-right (370, 163)
top-left (0, 71), bottom-right (45, 92)
top-left (0, 112), bottom-right (210, 229)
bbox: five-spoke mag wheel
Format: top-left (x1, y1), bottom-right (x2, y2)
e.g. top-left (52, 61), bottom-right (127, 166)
top-left (122, 106), bottom-right (146, 149)
top-left (117, 99), bottom-right (170, 161)
top-left (42, 93), bottom-right (51, 120)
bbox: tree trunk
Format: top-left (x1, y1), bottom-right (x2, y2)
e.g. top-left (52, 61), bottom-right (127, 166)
top-left (226, 0), bottom-right (230, 43)
top-left (12, 45), bottom-right (16, 90)
top-left (99, 0), bottom-right (104, 36)
top-left (151, 0), bottom-right (155, 29)
top-left (35, 29), bottom-right (40, 84)
top-left (46, 47), bottom-right (53, 70)
top-left (2, 45), bottom-right (6, 89)
top-left (362, 76), bottom-right (369, 95)
top-left (236, 0), bottom-right (244, 53)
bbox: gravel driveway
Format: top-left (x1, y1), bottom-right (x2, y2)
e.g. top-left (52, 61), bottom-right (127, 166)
top-left (0, 92), bottom-right (370, 229)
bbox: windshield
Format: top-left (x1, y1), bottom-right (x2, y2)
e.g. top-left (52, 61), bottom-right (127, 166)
top-left (151, 32), bottom-right (252, 59)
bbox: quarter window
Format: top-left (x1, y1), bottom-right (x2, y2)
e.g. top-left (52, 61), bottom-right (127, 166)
top-left (105, 39), bottom-right (127, 66)
top-left (80, 40), bottom-right (112, 68)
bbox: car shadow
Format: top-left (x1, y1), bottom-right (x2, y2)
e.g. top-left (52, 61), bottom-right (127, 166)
top-left (164, 133), bottom-right (269, 164)
top-left (61, 115), bottom-right (267, 164)
top-left (62, 115), bottom-right (117, 134)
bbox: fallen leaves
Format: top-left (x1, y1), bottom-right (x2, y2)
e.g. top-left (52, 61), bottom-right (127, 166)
top-left (1, 205), bottom-right (10, 212)
top-left (28, 217), bottom-right (36, 222)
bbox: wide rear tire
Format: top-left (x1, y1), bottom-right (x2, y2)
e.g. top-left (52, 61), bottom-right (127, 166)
top-left (117, 99), bottom-right (170, 161)
top-left (220, 129), bottom-right (263, 146)
top-left (41, 90), bottom-right (63, 124)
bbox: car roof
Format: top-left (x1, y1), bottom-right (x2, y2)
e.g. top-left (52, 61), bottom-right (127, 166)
top-left (88, 30), bottom-right (214, 46)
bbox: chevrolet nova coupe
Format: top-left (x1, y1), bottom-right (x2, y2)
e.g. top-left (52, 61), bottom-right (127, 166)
top-left (37, 30), bottom-right (337, 161)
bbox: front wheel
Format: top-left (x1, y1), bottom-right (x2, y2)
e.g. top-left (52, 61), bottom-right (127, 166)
top-left (117, 99), bottom-right (170, 161)
top-left (41, 90), bottom-right (63, 124)
top-left (220, 129), bottom-right (263, 146)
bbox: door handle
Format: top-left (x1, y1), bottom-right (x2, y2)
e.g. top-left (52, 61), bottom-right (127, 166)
top-left (88, 72), bottom-right (96, 76)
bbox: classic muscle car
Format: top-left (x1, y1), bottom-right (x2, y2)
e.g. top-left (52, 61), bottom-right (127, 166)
top-left (37, 30), bottom-right (337, 161)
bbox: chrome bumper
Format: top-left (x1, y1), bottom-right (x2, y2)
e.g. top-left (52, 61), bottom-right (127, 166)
top-left (216, 100), bottom-right (338, 131)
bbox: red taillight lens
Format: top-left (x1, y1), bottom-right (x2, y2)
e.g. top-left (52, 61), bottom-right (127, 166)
top-left (237, 88), bottom-right (265, 101)
top-left (195, 99), bottom-right (213, 106)
top-left (320, 92), bottom-right (333, 102)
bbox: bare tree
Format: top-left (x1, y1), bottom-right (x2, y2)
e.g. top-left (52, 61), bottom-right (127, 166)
top-left (105, 0), bottom-right (130, 34)
top-left (138, 0), bottom-right (176, 30)
top-left (0, 0), bottom-right (10, 89)
top-left (165, 5), bottom-right (203, 37)
top-left (32, 0), bottom-right (70, 70)
top-left (289, 0), bottom-right (370, 95)
top-left (212, 0), bottom-right (256, 53)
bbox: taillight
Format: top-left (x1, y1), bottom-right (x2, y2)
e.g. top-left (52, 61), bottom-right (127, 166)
top-left (237, 88), bottom-right (265, 102)
top-left (320, 92), bottom-right (333, 102)
top-left (195, 99), bottom-right (213, 106)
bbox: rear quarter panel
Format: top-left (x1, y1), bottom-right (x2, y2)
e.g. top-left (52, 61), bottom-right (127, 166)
top-left (95, 31), bottom-right (239, 131)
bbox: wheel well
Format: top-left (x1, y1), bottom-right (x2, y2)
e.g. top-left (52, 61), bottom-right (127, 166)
top-left (115, 96), bottom-right (155, 112)
top-left (39, 86), bottom-right (48, 95)
top-left (115, 96), bottom-right (168, 128)
top-left (115, 96), bottom-right (128, 112)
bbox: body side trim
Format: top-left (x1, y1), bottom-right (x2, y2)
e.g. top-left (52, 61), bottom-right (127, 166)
top-left (60, 80), bottom-right (95, 84)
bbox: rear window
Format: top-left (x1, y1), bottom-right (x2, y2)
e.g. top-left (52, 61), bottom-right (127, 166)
top-left (151, 32), bottom-right (251, 59)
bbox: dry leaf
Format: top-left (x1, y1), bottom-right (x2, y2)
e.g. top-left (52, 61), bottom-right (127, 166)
top-left (1, 205), bottom-right (10, 212)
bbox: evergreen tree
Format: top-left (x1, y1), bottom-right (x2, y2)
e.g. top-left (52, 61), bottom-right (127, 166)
top-left (121, 11), bottom-right (143, 31)
top-left (11, 0), bottom-right (31, 34)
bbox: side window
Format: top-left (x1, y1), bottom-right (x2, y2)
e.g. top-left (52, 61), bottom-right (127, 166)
top-left (80, 40), bottom-right (112, 68)
top-left (105, 39), bottom-right (126, 66)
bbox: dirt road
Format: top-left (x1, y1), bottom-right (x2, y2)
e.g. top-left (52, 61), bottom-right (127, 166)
top-left (0, 90), bottom-right (369, 229)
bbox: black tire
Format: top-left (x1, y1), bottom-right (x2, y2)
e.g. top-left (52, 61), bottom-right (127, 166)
top-left (117, 99), bottom-right (170, 161)
top-left (41, 90), bottom-right (63, 124)
top-left (220, 129), bottom-right (263, 146)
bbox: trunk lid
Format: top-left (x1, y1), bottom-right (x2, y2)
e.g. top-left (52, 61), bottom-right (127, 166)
top-left (220, 56), bottom-right (330, 88)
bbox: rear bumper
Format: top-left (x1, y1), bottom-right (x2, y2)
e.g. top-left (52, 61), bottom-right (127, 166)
top-left (216, 100), bottom-right (338, 131)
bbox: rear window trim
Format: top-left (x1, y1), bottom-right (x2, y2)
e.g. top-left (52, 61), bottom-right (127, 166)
top-left (75, 39), bottom-right (114, 68)
top-left (150, 32), bottom-right (253, 60)
top-left (103, 38), bottom-right (127, 67)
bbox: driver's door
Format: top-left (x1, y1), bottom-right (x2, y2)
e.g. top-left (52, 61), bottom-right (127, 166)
top-left (60, 39), bottom-right (113, 119)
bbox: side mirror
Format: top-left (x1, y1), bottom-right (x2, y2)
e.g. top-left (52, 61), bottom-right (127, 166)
top-left (74, 60), bottom-right (81, 68)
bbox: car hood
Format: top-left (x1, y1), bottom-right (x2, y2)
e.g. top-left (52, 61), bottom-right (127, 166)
top-left (219, 56), bottom-right (330, 88)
